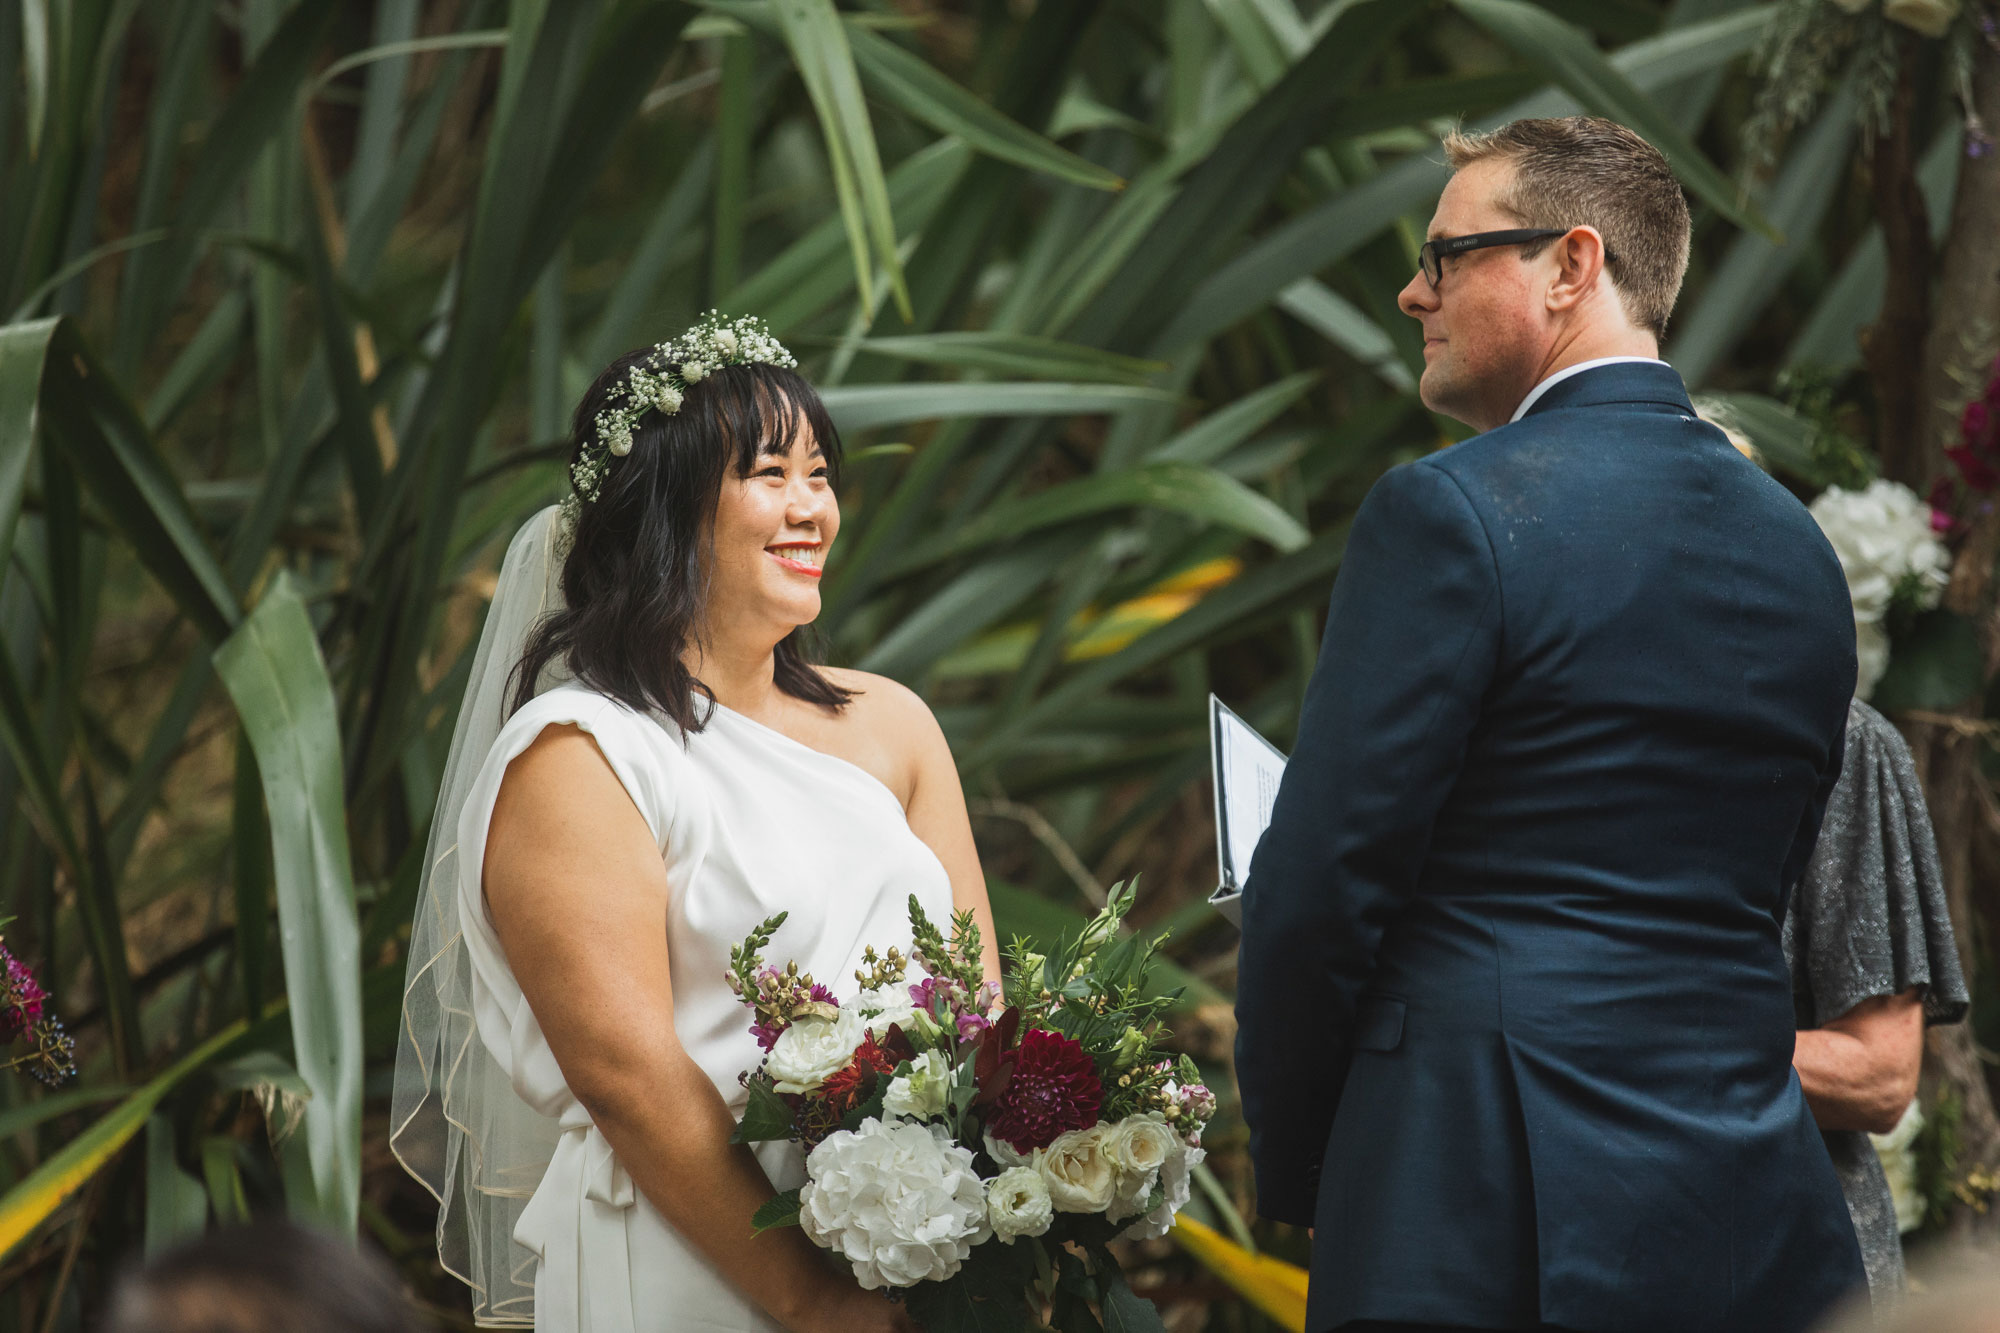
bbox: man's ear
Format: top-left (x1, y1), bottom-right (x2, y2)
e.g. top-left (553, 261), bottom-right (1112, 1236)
top-left (1544, 226), bottom-right (1610, 314)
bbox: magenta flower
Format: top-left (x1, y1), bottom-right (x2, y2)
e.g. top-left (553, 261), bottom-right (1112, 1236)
top-left (909, 976), bottom-right (962, 1016)
top-left (1, 948), bottom-right (47, 1042)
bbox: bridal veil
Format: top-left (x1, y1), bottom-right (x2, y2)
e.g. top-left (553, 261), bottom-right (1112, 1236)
top-left (391, 505), bottom-right (568, 1325)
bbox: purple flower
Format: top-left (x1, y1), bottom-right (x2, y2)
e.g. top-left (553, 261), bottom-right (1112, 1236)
top-left (909, 976), bottom-right (960, 1016)
top-left (809, 984), bottom-right (837, 1007)
top-left (956, 1012), bottom-right (990, 1044)
top-left (750, 1020), bottom-right (785, 1052)
top-left (0, 948), bottom-right (47, 1043)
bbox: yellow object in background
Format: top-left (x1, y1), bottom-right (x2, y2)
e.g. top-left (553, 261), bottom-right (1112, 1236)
top-left (1171, 1213), bottom-right (1309, 1333)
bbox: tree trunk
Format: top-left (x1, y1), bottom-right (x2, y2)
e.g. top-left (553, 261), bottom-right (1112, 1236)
top-left (1900, 20), bottom-right (2000, 1232)
top-left (1863, 30), bottom-right (1935, 489)
top-left (1917, 27), bottom-right (2000, 485)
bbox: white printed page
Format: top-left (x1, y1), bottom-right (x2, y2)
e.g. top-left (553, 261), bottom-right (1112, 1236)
top-left (1210, 695), bottom-right (1289, 908)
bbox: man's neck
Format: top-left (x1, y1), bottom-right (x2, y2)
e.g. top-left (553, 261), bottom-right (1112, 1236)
top-left (1485, 327), bottom-right (1661, 429)
top-left (1528, 325), bottom-right (1661, 388)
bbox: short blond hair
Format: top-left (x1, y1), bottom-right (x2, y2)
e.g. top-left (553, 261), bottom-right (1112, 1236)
top-left (1443, 117), bottom-right (1691, 337)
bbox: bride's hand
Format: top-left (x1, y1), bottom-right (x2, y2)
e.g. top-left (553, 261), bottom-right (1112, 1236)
top-left (803, 1283), bottom-right (918, 1333)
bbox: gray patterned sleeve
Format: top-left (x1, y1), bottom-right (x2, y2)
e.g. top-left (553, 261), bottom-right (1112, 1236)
top-left (1784, 699), bottom-right (1971, 1029)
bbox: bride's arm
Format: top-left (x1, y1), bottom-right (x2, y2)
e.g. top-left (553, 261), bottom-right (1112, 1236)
top-left (483, 724), bottom-right (899, 1333)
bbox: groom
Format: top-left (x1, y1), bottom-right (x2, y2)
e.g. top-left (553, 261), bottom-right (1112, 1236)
top-left (1233, 118), bottom-right (1866, 1333)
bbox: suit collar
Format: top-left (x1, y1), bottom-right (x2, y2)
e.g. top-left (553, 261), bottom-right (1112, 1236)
top-left (1515, 359), bottom-right (1693, 420)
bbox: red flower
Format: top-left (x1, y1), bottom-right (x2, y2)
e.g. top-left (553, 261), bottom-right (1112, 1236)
top-left (818, 1034), bottom-right (898, 1115)
top-left (984, 1028), bottom-right (1102, 1154)
top-left (1952, 359), bottom-right (2000, 494)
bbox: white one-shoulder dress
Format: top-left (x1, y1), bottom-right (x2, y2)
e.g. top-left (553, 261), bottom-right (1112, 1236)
top-left (455, 682), bottom-right (954, 1332)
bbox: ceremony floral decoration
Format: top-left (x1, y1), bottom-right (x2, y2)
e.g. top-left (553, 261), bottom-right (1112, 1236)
top-left (1808, 479), bottom-right (1953, 698)
top-left (724, 885), bottom-right (1212, 1333)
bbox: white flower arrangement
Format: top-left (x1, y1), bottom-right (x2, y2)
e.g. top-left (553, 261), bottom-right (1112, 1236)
top-left (1808, 478), bottom-right (1951, 700)
top-left (799, 1120), bottom-right (992, 1289)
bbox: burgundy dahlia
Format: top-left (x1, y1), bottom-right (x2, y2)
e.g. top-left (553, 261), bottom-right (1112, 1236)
top-left (985, 1028), bottom-right (1102, 1153)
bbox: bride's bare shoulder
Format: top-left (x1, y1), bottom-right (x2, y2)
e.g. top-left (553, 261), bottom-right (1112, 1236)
top-left (820, 667), bottom-right (939, 736)
top-left (817, 668), bottom-right (950, 777)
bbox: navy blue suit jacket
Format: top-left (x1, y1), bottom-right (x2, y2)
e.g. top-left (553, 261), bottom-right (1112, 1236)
top-left (1235, 363), bottom-right (1866, 1333)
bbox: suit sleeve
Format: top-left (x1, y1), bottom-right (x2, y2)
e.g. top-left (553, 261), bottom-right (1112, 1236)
top-left (1775, 711), bottom-right (1846, 931)
top-left (1233, 460), bottom-right (1502, 1226)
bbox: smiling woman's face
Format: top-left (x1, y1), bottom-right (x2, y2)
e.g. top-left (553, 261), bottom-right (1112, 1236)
top-left (707, 411), bottom-right (838, 636)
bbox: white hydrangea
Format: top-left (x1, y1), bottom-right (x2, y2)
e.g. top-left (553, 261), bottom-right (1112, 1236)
top-left (800, 1120), bottom-right (992, 1289)
top-left (1809, 479), bottom-right (1950, 622)
top-left (986, 1166), bottom-right (1055, 1243)
top-left (1869, 1099), bottom-right (1926, 1233)
top-left (1118, 1140), bottom-right (1205, 1242)
top-left (766, 1009), bottom-right (864, 1095)
top-left (882, 1050), bottom-right (950, 1121)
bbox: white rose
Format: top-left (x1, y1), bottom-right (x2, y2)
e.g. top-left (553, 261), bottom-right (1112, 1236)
top-left (714, 328), bottom-right (739, 356)
top-left (986, 1166), bottom-right (1055, 1243)
top-left (1103, 1115), bottom-right (1179, 1223)
top-left (1119, 1141), bottom-right (1205, 1242)
top-left (1883, 0), bottom-right (1959, 38)
top-left (882, 1050), bottom-right (950, 1121)
top-left (1037, 1125), bottom-right (1118, 1213)
top-left (607, 430), bottom-right (633, 457)
top-left (800, 1120), bottom-right (992, 1288)
top-left (1855, 618), bottom-right (1890, 702)
top-left (682, 359), bottom-right (707, 383)
top-left (766, 1010), bottom-right (864, 1095)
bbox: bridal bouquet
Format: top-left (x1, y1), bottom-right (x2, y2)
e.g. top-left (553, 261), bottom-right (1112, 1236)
top-left (726, 884), bottom-right (1213, 1333)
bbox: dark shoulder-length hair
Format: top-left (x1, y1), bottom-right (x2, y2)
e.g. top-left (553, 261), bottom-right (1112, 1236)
top-left (510, 355), bottom-right (854, 732)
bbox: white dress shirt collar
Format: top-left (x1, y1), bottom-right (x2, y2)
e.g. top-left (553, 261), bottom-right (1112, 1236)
top-left (1509, 356), bottom-right (1669, 423)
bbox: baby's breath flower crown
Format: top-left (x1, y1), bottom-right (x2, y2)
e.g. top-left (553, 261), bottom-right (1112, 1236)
top-left (559, 311), bottom-right (796, 539)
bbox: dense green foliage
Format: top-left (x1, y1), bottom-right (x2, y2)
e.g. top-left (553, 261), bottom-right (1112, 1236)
top-left (0, 0), bottom-right (1993, 1327)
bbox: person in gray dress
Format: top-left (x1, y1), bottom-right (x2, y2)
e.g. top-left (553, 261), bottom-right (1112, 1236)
top-left (1785, 697), bottom-right (1971, 1306)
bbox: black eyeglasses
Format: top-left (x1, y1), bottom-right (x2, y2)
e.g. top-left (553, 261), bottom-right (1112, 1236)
top-left (1417, 228), bottom-right (1615, 288)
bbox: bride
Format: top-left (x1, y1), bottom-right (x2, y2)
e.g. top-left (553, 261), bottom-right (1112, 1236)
top-left (391, 314), bottom-right (998, 1332)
